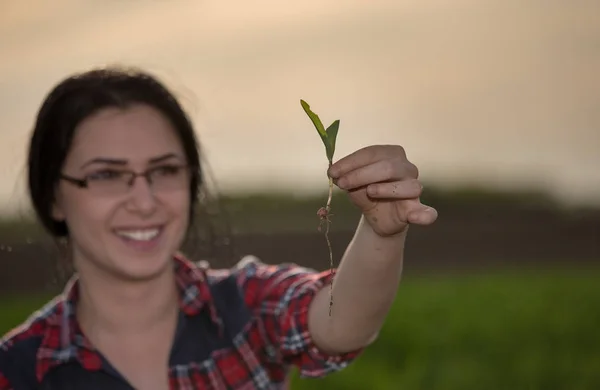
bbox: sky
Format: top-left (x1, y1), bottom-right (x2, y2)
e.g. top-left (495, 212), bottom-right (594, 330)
top-left (0, 0), bottom-right (599, 215)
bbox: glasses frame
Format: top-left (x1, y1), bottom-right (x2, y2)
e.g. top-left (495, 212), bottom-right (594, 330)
top-left (59, 164), bottom-right (191, 193)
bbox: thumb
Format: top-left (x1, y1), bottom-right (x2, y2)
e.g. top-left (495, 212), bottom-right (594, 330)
top-left (407, 204), bottom-right (438, 225)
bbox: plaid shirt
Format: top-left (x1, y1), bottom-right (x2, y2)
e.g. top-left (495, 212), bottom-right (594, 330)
top-left (0, 254), bottom-right (363, 389)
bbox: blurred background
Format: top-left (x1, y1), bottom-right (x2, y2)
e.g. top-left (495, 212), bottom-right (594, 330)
top-left (1, 1), bottom-right (598, 388)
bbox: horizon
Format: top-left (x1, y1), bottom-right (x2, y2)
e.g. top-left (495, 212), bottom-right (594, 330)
top-left (1, 0), bottom-right (598, 216)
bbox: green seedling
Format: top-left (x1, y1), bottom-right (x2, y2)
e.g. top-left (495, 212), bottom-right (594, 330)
top-left (300, 99), bottom-right (340, 316)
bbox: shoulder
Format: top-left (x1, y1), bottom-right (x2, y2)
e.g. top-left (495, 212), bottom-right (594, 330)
top-left (204, 255), bottom-right (333, 312)
top-left (0, 296), bottom-right (58, 355)
top-left (206, 254), bottom-right (325, 284)
top-left (200, 256), bottom-right (361, 378)
top-left (0, 296), bottom-right (62, 388)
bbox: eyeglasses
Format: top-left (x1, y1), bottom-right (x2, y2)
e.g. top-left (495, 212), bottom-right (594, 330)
top-left (60, 164), bottom-right (191, 196)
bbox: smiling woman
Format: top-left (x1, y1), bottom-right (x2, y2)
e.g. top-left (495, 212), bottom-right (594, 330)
top-left (48, 105), bottom-right (193, 282)
top-left (0, 66), bottom-right (437, 390)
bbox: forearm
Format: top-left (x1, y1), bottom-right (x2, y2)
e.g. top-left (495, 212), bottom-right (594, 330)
top-left (308, 215), bottom-right (407, 353)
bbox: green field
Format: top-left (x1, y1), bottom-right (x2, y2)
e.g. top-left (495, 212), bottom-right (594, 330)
top-left (2, 268), bottom-right (599, 389)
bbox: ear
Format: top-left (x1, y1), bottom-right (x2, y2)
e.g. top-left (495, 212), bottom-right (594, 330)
top-left (51, 190), bottom-right (66, 221)
top-left (51, 203), bottom-right (65, 221)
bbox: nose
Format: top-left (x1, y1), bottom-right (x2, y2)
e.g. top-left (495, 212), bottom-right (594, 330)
top-left (125, 175), bottom-right (157, 215)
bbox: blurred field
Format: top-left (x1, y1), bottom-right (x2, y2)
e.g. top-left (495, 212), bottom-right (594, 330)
top-left (1, 186), bottom-right (598, 293)
top-left (1, 187), bottom-right (599, 388)
top-left (1, 269), bottom-right (599, 389)
top-left (290, 269), bottom-right (600, 389)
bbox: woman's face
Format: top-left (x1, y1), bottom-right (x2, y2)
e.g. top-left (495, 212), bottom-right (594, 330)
top-left (52, 104), bottom-right (191, 282)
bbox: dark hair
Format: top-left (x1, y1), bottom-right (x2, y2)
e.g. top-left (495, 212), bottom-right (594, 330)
top-left (27, 66), bottom-right (203, 238)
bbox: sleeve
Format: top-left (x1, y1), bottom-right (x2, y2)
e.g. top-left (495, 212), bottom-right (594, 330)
top-left (234, 255), bottom-right (365, 378)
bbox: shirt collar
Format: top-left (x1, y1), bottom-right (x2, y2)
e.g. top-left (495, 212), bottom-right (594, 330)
top-left (36, 254), bottom-right (223, 383)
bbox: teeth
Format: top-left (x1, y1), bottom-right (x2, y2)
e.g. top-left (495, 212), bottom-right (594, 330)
top-left (116, 229), bottom-right (160, 241)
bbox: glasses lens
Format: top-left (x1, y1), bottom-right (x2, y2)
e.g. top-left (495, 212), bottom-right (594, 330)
top-left (85, 166), bottom-right (189, 195)
top-left (150, 165), bottom-right (189, 191)
top-left (87, 173), bottom-right (132, 195)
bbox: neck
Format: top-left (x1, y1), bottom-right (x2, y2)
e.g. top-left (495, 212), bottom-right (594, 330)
top-left (75, 261), bottom-right (179, 336)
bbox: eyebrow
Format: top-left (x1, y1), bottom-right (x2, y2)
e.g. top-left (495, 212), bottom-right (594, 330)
top-left (80, 153), bottom-right (182, 169)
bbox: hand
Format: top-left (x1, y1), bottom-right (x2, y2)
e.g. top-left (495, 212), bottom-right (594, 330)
top-left (328, 145), bottom-right (438, 237)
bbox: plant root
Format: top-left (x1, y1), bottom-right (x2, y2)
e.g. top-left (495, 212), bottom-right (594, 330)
top-left (317, 173), bottom-right (335, 316)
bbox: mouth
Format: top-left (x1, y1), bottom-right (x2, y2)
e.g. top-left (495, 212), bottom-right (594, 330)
top-left (114, 226), bottom-right (164, 251)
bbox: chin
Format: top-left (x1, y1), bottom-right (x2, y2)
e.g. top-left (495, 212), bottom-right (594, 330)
top-left (115, 255), bottom-right (174, 282)
top-left (106, 225), bottom-right (180, 282)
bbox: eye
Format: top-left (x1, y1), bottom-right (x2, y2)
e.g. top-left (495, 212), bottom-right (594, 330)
top-left (87, 169), bottom-right (126, 181)
top-left (152, 165), bottom-right (182, 176)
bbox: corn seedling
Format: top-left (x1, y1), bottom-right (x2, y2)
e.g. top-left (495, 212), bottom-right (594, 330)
top-left (300, 99), bottom-right (340, 316)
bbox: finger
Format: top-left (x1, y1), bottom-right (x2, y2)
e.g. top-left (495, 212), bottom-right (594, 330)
top-left (335, 158), bottom-right (417, 190)
top-left (407, 205), bottom-right (438, 225)
top-left (366, 179), bottom-right (423, 199)
top-left (328, 145), bottom-right (407, 179)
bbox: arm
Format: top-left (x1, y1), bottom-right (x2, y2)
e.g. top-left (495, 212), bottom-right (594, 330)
top-left (308, 216), bottom-right (406, 353)
top-left (307, 144), bottom-right (438, 354)
top-left (236, 257), bottom-right (365, 378)
top-left (240, 145), bottom-right (435, 375)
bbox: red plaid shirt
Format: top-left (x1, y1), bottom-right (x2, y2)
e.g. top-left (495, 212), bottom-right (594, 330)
top-left (0, 254), bottom-right (363, 389)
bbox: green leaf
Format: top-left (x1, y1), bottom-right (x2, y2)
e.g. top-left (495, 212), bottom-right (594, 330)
top-left (325, 119), bottom-right (339, 162)
top-left (300, 100), bottom-right (327, 141)
top-left (300, 99), bottom-right (340, 163)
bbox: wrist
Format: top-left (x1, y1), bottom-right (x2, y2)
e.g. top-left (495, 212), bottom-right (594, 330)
top-left (357, 215), bottom-right (408, 244)
top-left (360, 214), bottom-right (409, 240)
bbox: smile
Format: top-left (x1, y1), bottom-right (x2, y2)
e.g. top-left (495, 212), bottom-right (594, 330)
top-left (114, 227), bottom-right (163, 242)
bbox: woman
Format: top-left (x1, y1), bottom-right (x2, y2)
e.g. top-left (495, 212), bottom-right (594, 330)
top-left (0, 67), bottom-right (437, 390)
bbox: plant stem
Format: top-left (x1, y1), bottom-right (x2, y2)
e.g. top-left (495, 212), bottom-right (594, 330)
top-left (325, 164), bottom-right (334, 316)
top-left (326, 176), bottom-right (333, 211)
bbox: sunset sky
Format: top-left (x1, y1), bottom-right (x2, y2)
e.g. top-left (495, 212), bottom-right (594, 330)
top-left (0, 0), bottom-right (598, 215)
